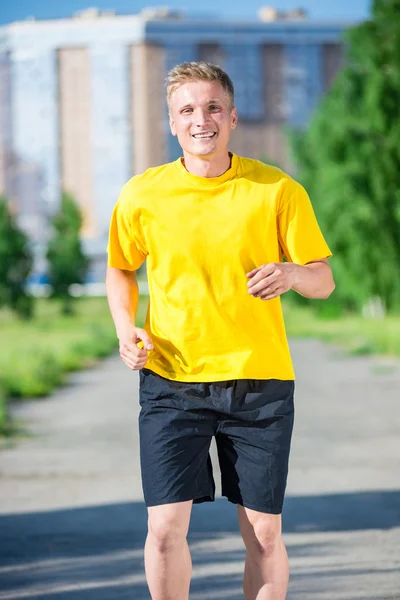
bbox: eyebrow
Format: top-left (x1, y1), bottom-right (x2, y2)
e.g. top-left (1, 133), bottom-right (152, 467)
top-left (179, 99), bottom-right (222, 110)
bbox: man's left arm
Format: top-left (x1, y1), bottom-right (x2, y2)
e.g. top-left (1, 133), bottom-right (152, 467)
top-left (246, 258), bottom-right (335, 301)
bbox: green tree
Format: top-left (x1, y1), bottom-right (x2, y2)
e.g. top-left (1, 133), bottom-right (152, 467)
top-left (46, 192), bottom-right (89, 315)
top-left (0, 196), bottom-right (34, 319)
top-left (291, 0), bottom-right (400, 313)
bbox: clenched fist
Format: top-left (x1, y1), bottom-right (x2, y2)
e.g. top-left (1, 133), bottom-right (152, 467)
top-left (117, 324), bottom-right (154, 370)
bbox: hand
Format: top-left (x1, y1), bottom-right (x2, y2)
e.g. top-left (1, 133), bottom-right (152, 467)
top-left (117, 323), bottom-right (154, 370)
top-left (246, 262), bottom-right (297, 301)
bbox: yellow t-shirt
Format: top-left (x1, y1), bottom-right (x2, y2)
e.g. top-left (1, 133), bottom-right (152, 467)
top-left (107, 153), bottom-right (331, 382)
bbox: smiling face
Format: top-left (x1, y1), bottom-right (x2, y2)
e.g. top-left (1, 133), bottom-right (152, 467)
top-left (169, 80), bottom-right (238, 162)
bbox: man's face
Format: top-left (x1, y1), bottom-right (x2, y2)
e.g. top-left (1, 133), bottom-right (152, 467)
top-left (169, 80), bottom-right (238, 159)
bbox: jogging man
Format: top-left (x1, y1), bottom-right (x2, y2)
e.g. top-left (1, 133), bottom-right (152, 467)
top-left (106, 61), bottom-right (335, 600)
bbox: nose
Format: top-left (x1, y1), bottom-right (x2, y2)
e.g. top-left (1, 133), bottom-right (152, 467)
top-left (194, 108), bottom-right (210, 127)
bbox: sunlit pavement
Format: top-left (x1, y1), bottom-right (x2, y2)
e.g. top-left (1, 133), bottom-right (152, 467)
top-left (1, 340), bottom-right (399, 599)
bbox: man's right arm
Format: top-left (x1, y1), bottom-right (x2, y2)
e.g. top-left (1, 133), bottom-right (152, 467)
top-left (106, 266), bottom-right (153, 370)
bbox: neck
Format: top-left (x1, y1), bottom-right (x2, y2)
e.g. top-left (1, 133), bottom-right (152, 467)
top-left (182, 152), bottom-right (232, 178)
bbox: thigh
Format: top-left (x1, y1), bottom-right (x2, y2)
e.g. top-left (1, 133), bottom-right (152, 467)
top-left (139, 368), bottom-right (217, 507)
top-left (216, 379), bottom-right (295, 515)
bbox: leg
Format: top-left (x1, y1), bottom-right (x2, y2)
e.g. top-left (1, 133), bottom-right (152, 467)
top-left (139, 371), bottom-right (217, 599)
top-left (213, 379), bottom-right (295, 600)
top-left (238, 506), bottom-right (288, 600)
top-left (145, 500), bottom-right (193, 600)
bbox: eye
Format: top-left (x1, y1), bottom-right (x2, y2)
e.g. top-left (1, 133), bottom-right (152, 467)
top-left (181, 108), bottom-right (193, 114)
top-left (209, 104), bottom-right (220, 111)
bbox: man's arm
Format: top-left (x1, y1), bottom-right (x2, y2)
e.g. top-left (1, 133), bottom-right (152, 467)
top-left (246, 258), bottom-right (335, 301)
top-left (106, 266), bottom-right (153, 370)
top-left (106, 266), bottom-right (139, 334)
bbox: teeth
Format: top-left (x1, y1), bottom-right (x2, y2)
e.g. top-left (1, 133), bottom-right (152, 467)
top-left (193, 133), bottom-right (215, 138)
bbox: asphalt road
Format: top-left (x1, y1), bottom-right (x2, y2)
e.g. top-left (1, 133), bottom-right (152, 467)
top-left (1, 339), bottom-right (399, 599)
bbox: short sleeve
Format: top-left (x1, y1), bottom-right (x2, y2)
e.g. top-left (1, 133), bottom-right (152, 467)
top-left (106, 181), bottom-right (147, 270)
top-left (277, 178), bottom-right (332, 265)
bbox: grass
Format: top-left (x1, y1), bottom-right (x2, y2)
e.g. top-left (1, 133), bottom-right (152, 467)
top-left (0, 295), bottom-right (149, 435)
top-left (283, 302), bottom-right (400, 357)
top-left (0, 296), bottom-right (148, 363)
top-left (0, 297), bottom-right (144, 362)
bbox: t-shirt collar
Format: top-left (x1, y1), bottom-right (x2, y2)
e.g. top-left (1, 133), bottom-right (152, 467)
top-left (174, 152), bottom-right (239, 187)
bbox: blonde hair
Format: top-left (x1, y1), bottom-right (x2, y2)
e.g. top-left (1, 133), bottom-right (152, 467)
top-left (166, 61), bottom-right (235, 112)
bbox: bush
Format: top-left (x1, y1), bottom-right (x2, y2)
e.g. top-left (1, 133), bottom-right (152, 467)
top-left (0, 385), bottom-right (9, 435)
top-left (58, 348), bottom-right (93, 372)
top-left (0, 320), bottom-right (118, 400)
top-left (2, 348), bottom-right (63, 398)
top-left (0, 197), bottom-right (34, 319)
top-left (51, 323), bottom-right (118, 373)
top-left (70, 323), bottom-right (116, 360)
top-left (46, 192), bottom-right (89, 315)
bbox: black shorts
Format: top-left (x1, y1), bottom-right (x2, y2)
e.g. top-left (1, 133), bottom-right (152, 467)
top-left (138, 369), bottom-right (295, 514)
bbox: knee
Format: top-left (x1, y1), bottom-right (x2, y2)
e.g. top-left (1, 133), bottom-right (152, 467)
top-left (148, 511), bottom-right (189, 554)
top-left (244, 514), bottom-right (282, 559)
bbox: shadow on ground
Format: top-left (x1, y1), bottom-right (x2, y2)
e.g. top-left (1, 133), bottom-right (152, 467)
top-left (1, 490), bottom-right (399, 599)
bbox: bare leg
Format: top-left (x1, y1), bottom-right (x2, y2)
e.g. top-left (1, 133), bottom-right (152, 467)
top-left (238, 506), bottom-right (289, 600)
top-left (145, 501), bottom-right (193, 600)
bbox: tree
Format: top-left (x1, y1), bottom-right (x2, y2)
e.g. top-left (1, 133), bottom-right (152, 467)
top-left (46, 192), bottom-right (89, 315)
top-left (291, 0), bottom-right (400, 313)
top-left (0, 196), bottom-right (34, 319)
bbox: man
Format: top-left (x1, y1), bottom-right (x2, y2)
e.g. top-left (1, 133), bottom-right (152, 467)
top-left (106, 61), bottom-right (334, 600)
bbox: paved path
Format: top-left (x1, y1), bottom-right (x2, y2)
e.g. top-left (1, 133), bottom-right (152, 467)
top-left (1, 340), bottom-right (400, 599)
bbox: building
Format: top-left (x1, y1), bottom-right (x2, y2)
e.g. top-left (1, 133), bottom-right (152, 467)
top-left (0, 6), bottom-right (348, 274)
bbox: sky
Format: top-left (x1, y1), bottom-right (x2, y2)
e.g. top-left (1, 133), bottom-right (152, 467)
top-left (0, 0), bottom-right (372, 26)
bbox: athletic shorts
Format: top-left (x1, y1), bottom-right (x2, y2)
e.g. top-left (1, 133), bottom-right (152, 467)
top-left (138, 368), bottom-right (295, 514)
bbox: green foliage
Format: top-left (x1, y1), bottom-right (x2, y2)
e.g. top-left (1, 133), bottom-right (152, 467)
top-left (46, 192), bottom-right (89, 315)
top-left (71, 323), bottom-right (118, 360)
top-left (0, 197), bottom-right (34, 319)
top-left (58, 348), bottom-right (91, 372)
top-left (59, 323), bottom-right (118, 371)
top-left (283, 302), bottom-right (400, 357)
top-left (0, 386), bottom-right (10, 435)
top-left (2, 348), bottom-right (64, 398)
top-left (0, 296), bottom-right (148, 437)
top-left (290, 0), bottom-right (400, 313)
top-left (0, 307), bottom-right (122, 399)
top-left (1, 326), bottom-right (118, 399)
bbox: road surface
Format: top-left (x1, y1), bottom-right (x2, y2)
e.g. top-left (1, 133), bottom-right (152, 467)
top-left (1, 340), bottom-right (399, 599)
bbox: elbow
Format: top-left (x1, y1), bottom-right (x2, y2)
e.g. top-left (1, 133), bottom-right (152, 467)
top-left (317, 262), bottom-right (335, 299)
top-left (320, 278), bottom-right (335, 300)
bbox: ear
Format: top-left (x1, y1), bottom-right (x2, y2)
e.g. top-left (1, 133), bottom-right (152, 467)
top-left (169, 116), bottom-right (177, 137)
top-left (231, 107), bottom-right (238, 130)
